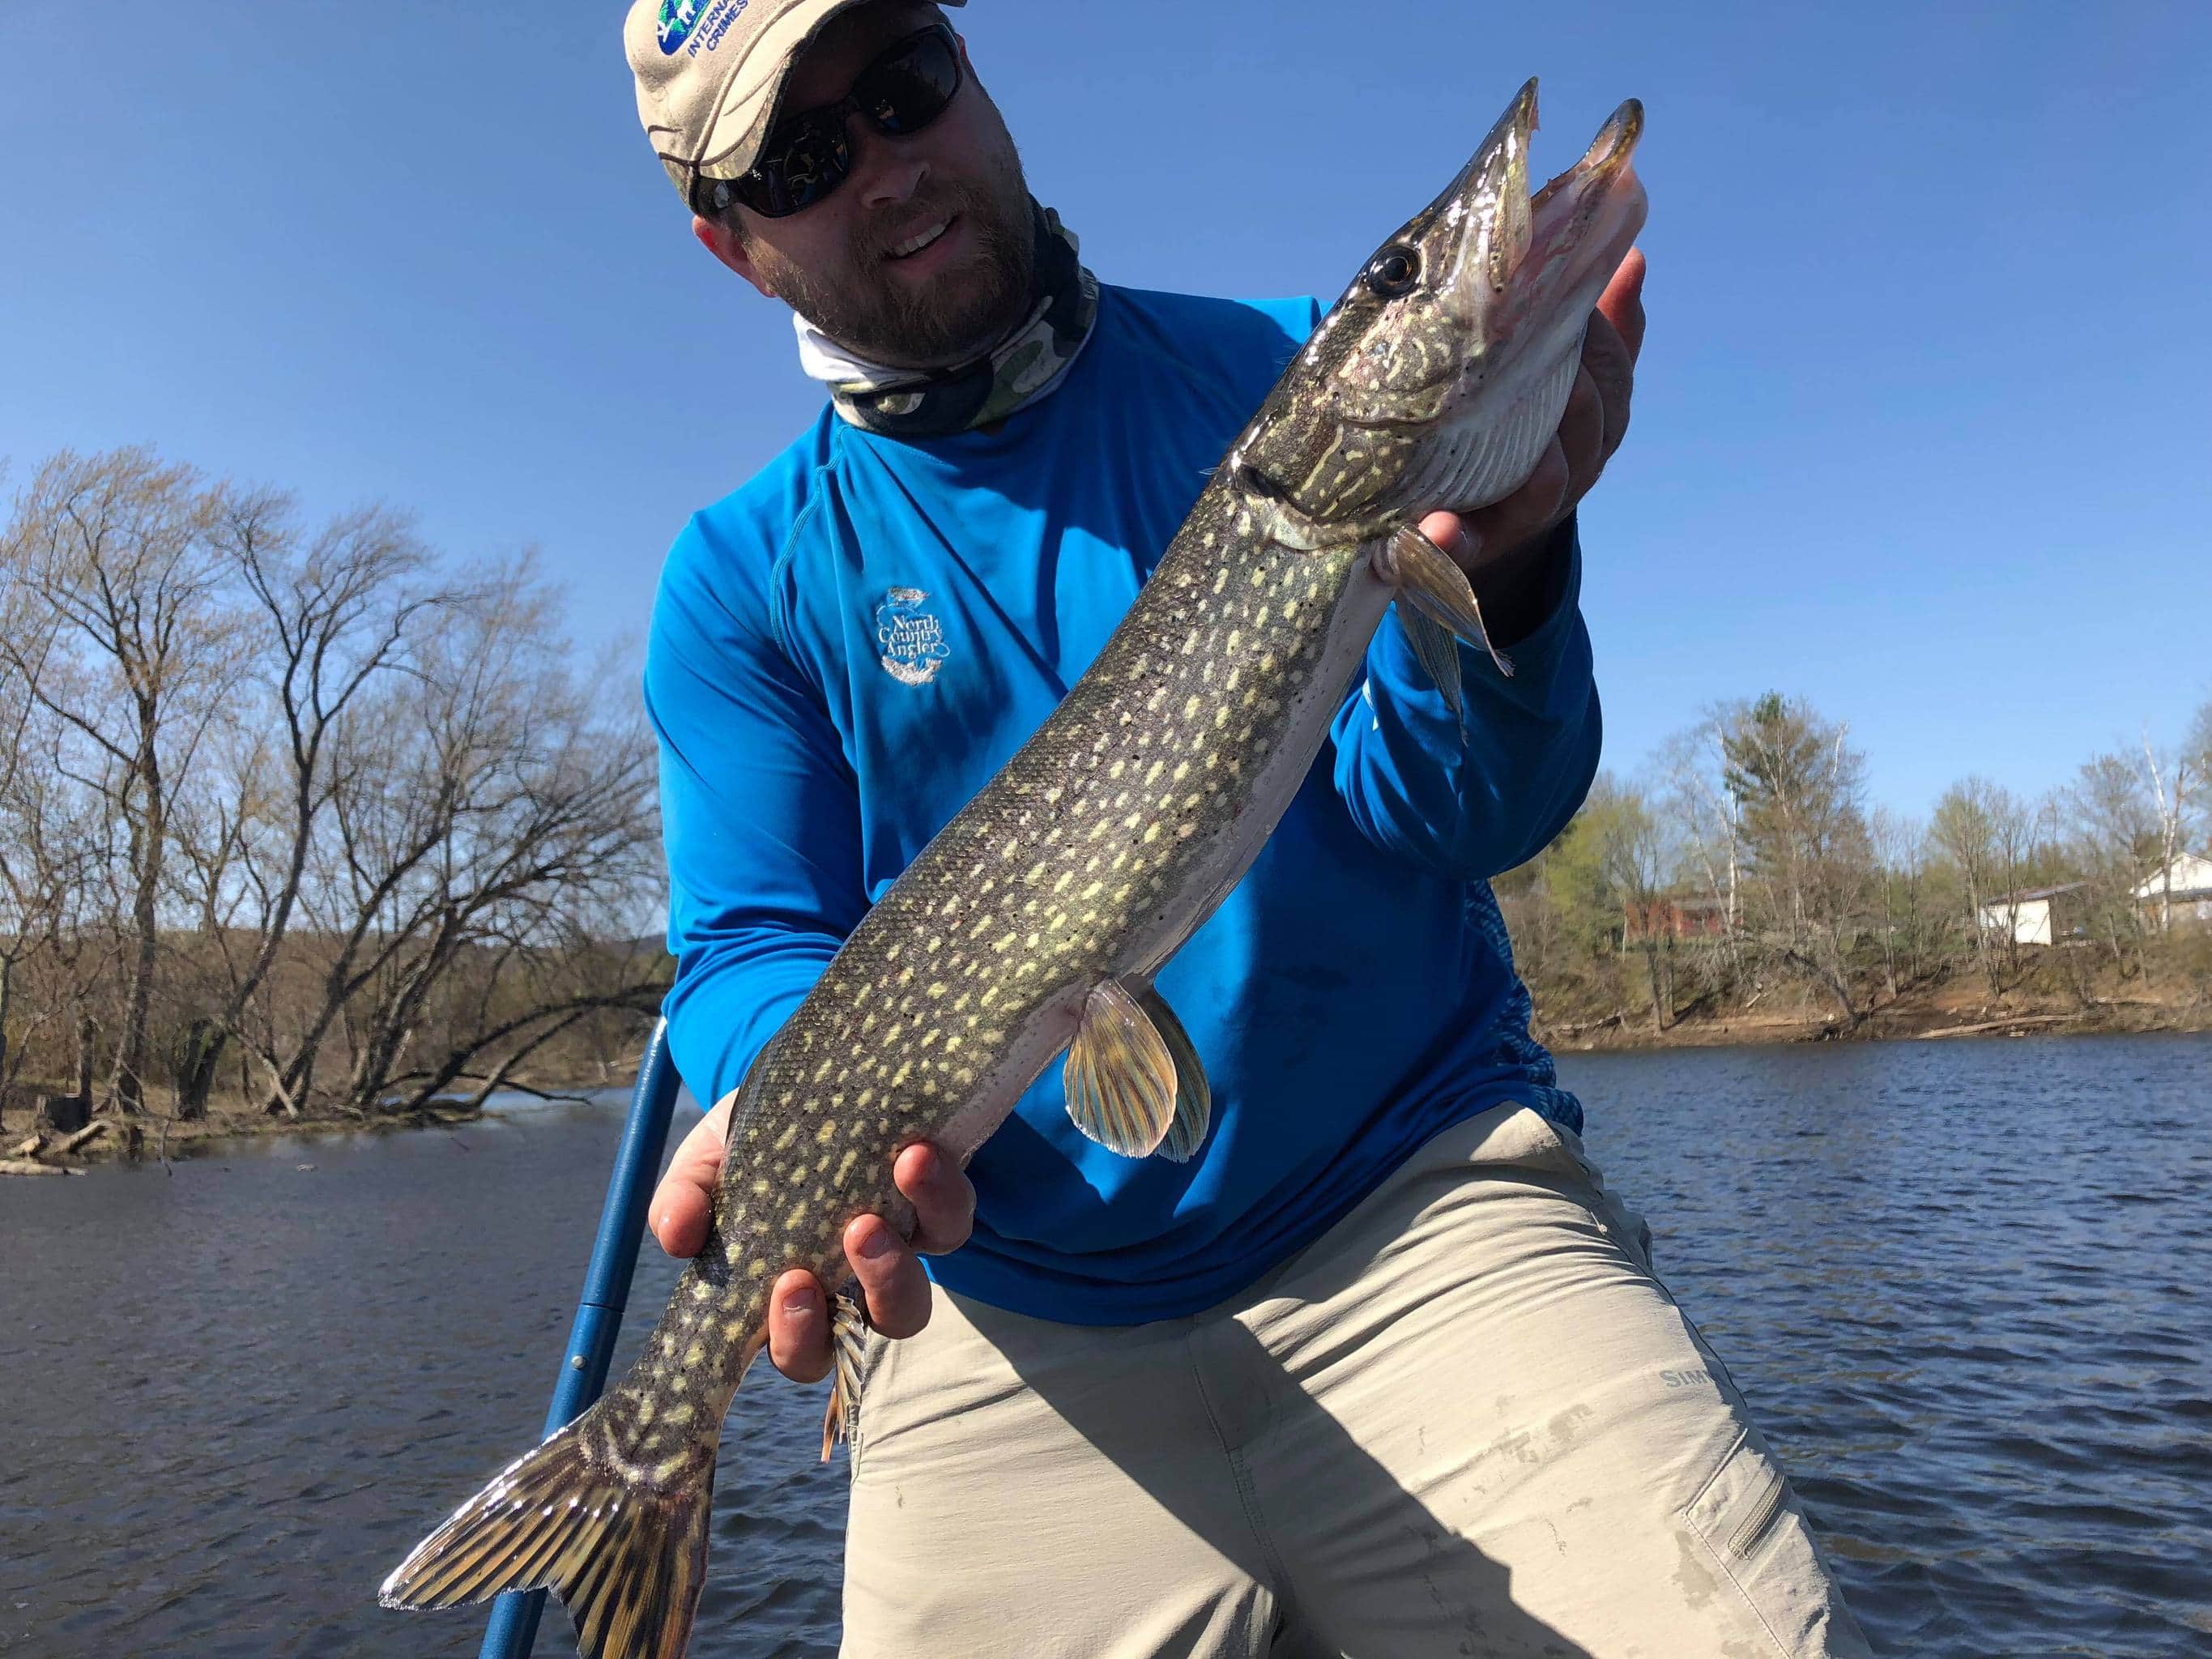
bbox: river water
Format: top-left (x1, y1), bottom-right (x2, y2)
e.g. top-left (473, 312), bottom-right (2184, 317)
top-left (2, 1032), bottom-right (2207, 1657)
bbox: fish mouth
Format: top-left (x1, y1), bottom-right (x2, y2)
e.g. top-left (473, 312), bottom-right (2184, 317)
top-left (1533, 96), bottom-right (1643, 216)
top-left (1520, 95), bottom-right (1645, 298)
top-left (1426, 81), bottom-right (1646, 327)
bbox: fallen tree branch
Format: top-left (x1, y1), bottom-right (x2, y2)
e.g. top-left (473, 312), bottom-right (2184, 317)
top-left (458, 1077), bottom-right (594, 1106)
top-left (59, 1121), bottom-right (110, 1155)
top-left (1545, 1011), bottom-right (1625, 1039)
top-left (377, 987), bottom-right (660, 1116)
top-left (1917, 1013), bottom-right (2086, 1040)
top-left (0, 1158), bottom-right (72, 1177)
top-left (255, 1047), bottom-right (304, 1119)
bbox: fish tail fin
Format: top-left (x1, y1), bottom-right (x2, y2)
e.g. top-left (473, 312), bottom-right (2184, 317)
top-left (380, 1395), bottom-right (714, 1659)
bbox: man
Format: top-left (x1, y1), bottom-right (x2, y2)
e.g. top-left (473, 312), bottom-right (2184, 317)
top-left (625, 2), bottom-right (1869, 1653)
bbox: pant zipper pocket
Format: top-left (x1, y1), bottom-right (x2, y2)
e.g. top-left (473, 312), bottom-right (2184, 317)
top-left (1728, 1469), bottom-right (1788, 1559)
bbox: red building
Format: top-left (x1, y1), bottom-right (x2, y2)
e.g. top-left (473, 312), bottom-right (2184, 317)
top-left (1622, 895), bottom-right (1731, 943)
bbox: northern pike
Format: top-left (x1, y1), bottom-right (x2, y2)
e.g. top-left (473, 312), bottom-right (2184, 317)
top-left (383, 78), bottom-right (1646, 1659)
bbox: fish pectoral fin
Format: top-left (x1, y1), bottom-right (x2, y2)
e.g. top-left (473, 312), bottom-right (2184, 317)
top-left (1382, 524), bottom-right (1516, 680)
top-left (1063, 979), bottom-right (1182, 1158)
top-left (820, 1289), bottom-right (871, 1463)
top-left (1135, 984), bottom-right (1213, 1162)
top-left (1396, 603), bottom-right (1466, 726)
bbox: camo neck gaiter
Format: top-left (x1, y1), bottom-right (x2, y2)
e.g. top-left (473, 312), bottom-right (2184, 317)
top-left (795, 200), bottom-right (1099, 439)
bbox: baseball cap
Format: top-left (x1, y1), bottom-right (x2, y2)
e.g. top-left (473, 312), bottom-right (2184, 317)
top-left (624, 0), bottom-right (969, 205)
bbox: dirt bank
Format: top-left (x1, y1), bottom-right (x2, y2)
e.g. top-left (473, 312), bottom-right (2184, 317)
top-left (1541, 979), bottom-right (2206, 1052)
top-left (0, 1075), bottom-right (631, 1175)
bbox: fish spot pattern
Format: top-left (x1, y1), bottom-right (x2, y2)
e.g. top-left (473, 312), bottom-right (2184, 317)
top-left (586, 480), bottom-right (1362, 1502)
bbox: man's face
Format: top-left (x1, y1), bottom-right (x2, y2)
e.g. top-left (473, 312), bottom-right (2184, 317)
top-left (700, 3), bottom-right (1034, 370)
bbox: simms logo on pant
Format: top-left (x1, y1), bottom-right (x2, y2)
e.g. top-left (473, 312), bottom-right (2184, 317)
top-left (657, 0), bottom-right (748, 56)
top-left (876, 587), bottom-right (951, 685)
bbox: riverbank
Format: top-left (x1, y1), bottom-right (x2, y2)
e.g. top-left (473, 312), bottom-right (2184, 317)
top-left (0, 1076), bottom-right (633, 1175)
top-left (10, 980), bottom-right (2206, 1174)
top-left (1541, 976), bottom-right (2207, 1051)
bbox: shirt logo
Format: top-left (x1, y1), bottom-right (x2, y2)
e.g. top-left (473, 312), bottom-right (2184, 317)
top-left (875, 586), bottom-right (951, 686)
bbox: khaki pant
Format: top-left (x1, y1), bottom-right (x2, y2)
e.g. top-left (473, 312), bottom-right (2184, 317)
top-left (842, 1105), bottom-right (1871, 1658)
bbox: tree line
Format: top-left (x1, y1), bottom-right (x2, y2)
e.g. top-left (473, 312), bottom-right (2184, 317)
top-left (6, 445), bottom-right (2202, 1132)
top-left (0, 448), bottom-right (667, 1128)
top-left (1498, 690), bottom-right (2212, 1037)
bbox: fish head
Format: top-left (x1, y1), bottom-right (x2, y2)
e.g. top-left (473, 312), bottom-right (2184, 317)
top-left (1231, 79), bottom-right (1647, 544)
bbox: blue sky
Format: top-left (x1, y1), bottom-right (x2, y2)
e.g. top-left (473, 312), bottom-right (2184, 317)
top-left (3, 2), bottom-right (2206, 822)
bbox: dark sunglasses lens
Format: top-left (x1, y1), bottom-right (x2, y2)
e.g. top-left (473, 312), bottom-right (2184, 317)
top-left (740, 117), bottom-right (850, 216)
top-left (857, 31), bottom-right (960, 134)
top-left (727, 28), bottom-right (956, 217)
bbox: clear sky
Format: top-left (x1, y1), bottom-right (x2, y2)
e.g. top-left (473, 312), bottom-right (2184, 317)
top-left (3, 2), bottom-right (2206, 822)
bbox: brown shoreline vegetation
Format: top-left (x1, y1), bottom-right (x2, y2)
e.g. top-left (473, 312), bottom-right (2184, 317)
top-left (1539, 974), bottom-right (2207, 1052)
top-left (1497, 689), bottom-right (2211, 1053)
top-left (2, 1063), bottom-right (637, 1173)
top-left (15, 974), bottom-right (2203, 1175)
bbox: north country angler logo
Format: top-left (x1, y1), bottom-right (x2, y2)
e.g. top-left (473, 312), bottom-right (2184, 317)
top-left (657, 0), bottom-right (748, 56)
top-left (875, 586), bottom-right (952, 686)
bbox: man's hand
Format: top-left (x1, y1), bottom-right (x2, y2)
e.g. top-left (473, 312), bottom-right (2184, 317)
top-left (650, 1098), bottom-right (976, 1384)
top-left (1420, 248), bottom-right (1647, 642)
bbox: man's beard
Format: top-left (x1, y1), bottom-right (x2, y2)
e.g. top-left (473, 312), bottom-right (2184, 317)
top-left (753, 164), bottom-right (1035, 370)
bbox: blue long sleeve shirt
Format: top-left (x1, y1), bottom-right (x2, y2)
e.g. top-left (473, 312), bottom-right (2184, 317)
top-left (645, 284), bottom-right (1599, 1324)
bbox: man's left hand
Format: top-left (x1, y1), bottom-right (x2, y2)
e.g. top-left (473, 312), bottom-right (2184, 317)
top-left (1419, 248), bottom-right (1646, 642)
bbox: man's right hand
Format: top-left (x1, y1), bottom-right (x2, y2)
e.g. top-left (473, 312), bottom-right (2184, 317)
top-left (650, 1098), bottom-right (976, 1384)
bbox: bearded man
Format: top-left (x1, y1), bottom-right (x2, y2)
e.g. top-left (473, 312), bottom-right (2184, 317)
top-left (624, 2), bottom-right (1868, 1653)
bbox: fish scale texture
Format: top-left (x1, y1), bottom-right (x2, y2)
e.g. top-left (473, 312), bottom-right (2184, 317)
top-left (716, 505), bottom-right (1360, 1291)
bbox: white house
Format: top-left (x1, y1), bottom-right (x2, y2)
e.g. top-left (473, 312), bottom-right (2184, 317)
top-left (2132, 852), bottom-right (2212, 926)
top-left (1977, 883), bottom-right (2090, 946)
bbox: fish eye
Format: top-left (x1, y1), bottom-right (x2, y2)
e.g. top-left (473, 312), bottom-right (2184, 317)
top-left (1365, 245), bottom-right (1420, 298)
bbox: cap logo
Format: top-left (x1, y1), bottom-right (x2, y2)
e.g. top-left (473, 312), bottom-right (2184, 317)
top-left (656, 0), bottom-right (748, 58)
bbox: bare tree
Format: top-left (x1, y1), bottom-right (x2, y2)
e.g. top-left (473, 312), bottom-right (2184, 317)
top-left (0, 655), bottom-right (102, 1110)
top-left (0, 777), bottom-right (99, 1101)
top-left (1987, 784), bottom-right (2039, 979)
top-left (162, 493), bottom-right (442, 1115)
top-left (1869, 809), bottom-right (1930, 1000)
top-left (2139, 731), bottom-right (2195, 935)
top-left (0, 447), bottom-right (667, 1130)
top-left (0, 604), bottom-right (52, 1109)
top-left (0, 450), bottom-right (242, 1112)
top-left (2186, 700), bottom-right (2212, 839)
top-left (1930, 776), bottom-right (2005, 992)
top-left (1656, 721), bottom-right (1745, 981)
top-left (0, 617), bottom-right (137, 1119)
top-left (267, 557), bottom-right (663, 1115)
top-left (2069, 752), bottom-right (2156, 974)
top-left (1717, 693), bottom-right (1873, 1027)
top-left (1598, 781), bottom-right (1672, 1031)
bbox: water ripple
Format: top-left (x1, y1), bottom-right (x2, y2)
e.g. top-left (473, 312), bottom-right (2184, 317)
top-left (2, 1033), bottom-right (2207, 1655)
top-left (1558, 1032), bottom-right (2212, 1658)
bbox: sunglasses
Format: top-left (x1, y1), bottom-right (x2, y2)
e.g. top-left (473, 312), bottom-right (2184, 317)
top-left (693, 23), bottom-right (965, 220)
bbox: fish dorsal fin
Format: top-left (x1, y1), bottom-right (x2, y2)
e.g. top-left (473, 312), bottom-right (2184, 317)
top-left (1135, 984), bottom-right (1213, 1162)
top-left (1063, 979), bottom-right (1180, 1158)
top-left (1383, 524), bottom-right (1515, 680)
